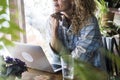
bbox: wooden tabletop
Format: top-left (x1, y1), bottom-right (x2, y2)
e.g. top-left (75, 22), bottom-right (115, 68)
top-left (18, 68), bottom-right (80, 80)
top-left (20, 68), bottom-right (63, 80)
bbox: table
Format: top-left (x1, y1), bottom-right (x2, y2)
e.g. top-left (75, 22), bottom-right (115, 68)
top-left (20, 68), bottom-right (63, 80)
top-left (19, 68), bottom-right (79, 80)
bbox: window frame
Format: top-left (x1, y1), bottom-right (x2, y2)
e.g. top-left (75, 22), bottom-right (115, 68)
top-left (9, 0), bottom-right (26, 42)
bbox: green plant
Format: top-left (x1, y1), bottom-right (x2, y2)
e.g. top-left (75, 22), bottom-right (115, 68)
top-left (96, 0), bottom-right (108, 17)
top-left (0, 56), bottom-right (27, 80)
top-left (96, 0), bottom-right (119, 36)
top-left (59, 41), bottom-right (120, 80)
top-left (0, 0), bottom-right (23, 47)
top-left (60, 47), bottom-right (108, 80)
top-left (95, 0), bottom-right (109, 36)
top-left (0, 0), bottom-right (25, 79)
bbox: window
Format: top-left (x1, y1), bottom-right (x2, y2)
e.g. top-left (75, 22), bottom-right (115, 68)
top-left (3, 0), bottom-right (53, 46)
top-left (23, 0), bottom-right (53, 46)
top-left (23, 0), bottom-right (54, 62)
top-left (9, 0), bottom-right (26, 42)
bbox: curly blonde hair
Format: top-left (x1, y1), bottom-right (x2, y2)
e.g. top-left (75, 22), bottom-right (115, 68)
top-left (72, 0), bottom-right (97, 34)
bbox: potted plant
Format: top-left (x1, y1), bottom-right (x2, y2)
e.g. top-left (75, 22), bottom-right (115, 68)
top-left (0, 56), bottom-right (28, 80)
top-left (96, 0), bottom-right (120, 36)
top-left (96, 1), bottom-right (120, 79)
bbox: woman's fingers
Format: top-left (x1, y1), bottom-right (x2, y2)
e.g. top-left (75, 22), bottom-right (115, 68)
top-left (51, 12), bottom-right (62, 21)
top-left (50, 14), bottom-right (60, 38)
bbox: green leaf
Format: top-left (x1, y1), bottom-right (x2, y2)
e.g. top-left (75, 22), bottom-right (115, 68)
top-left (0, 37), bottom-right (14, 46)
top-left (74, 60), bottom-right (108, 80)
top-left (0, 77), bottom-right (5, 80)
top-left (0, 0), bottom-right (7, 7)
top-left (9, 21), bottom-right (24, 32)
top-left (0, 19), bottom-right (7, 24)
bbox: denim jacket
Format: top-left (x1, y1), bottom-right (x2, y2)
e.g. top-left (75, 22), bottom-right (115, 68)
top-left (47, 16), bottom-right (106, 71)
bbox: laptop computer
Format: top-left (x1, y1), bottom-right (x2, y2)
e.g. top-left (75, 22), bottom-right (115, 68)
top-left (5, 42), bottom-right (61, 73)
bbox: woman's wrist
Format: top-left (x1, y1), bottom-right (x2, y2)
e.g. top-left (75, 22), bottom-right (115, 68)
top-left (49, 42), bottom-right (59, 54)
top-left (50, 37), bottom-right (63, 53)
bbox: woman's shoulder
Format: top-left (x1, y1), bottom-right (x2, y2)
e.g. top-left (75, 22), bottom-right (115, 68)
top-left (81, 15), bottom-right (99, 31)
top-left (83, 15), bottom-right (99, 29)
top-left (88, 15), bottom-right (98, 24)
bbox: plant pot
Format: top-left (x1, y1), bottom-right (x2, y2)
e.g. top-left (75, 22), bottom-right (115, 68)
top-left (102, 36), bottom-right (120, 76)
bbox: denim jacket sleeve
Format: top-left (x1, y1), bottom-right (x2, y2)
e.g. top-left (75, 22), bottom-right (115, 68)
top-left (71, 17), bottom-right (102, 62)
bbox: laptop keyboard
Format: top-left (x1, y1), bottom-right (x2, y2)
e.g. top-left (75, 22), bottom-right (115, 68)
top-left (52, 64), bottom-right (61, 70)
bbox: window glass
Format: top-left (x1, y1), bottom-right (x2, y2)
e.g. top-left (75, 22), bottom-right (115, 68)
top-left (24, 0), bottom-right (53, 46)
top-left (23, 0), bottom-right (54, 62)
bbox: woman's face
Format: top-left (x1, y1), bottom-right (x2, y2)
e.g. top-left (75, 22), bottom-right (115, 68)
top-left (52, 0), bottom-right (72, 12)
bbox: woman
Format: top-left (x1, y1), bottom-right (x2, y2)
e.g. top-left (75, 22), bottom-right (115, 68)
top-left (48, 0), bottom-right (106, 71)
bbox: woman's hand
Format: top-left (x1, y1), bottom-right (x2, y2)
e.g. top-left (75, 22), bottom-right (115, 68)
top-left (50, 12), bottom-right (62, 38)
top-left (50, 12), bottom-right (63, 53)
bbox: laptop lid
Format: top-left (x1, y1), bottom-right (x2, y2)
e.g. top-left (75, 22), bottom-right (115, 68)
top-left (6, 42), bottom-right (61, 73)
